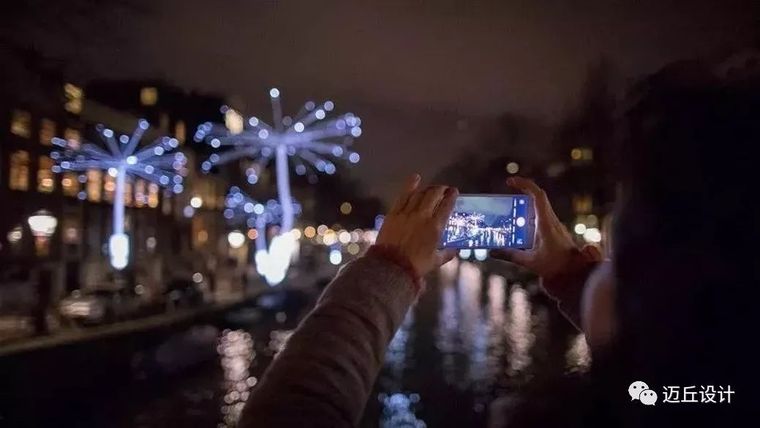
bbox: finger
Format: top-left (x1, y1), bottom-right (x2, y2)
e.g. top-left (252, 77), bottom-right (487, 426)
top-left (581, 244), bottom-right (603, 262)
top-left (403, 186), bottom-right (430, 214)
top-left (436, 249), bottom-right (457, 266)
top-left (419, 185), bottom-right (448, 216)
top-left (489, 248), bottom-right (535, 268)
top-left (434, 187), bottom-right (459, 226)
top-left (506, 177), bottom-right (557, 234)
top-left (389, 174), bottom-right (421, 214)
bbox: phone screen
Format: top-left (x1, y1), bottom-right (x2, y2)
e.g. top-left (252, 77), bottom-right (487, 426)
top-left (439, 194), bottom-right (535, 249)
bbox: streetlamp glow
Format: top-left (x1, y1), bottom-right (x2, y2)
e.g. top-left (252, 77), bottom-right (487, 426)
top-left (27, 210), bottom-right (57, 237)
top-left (227, 230), bottom-right (246, 249)
top-left (28, 210), bottom-right (58, 257)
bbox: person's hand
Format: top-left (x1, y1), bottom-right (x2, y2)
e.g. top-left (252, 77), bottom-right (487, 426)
top-left (376, 174), bottom-right (459, 277)
top-left (491, 177), bottom-right (598, 279)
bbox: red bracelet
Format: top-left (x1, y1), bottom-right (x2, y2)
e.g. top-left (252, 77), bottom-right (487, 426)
top-left (365, 244), bottom-right (424, 294)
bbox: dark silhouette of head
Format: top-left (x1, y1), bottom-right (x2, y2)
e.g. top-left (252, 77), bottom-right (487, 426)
top-left (609, 53), bottom-right (760, 424)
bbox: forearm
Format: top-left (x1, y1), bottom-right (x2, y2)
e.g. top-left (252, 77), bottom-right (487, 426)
top-left (239, 251), bottom-right (418, 427)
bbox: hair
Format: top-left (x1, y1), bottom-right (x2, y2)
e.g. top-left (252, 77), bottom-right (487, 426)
top-left (506, 54), bottom-right (760, 427)
top-left (607, 54), bottom-right (760, 425)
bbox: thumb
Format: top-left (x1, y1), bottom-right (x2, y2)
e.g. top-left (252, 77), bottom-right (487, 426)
top-left (580, 244), bottom-right (603, 262)
top-left (436, 249), bottom-right (457, 266)
top-left (490, 248), bottom-right (534, 267)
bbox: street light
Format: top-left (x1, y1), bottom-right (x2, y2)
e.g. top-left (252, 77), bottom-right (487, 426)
top-left (227, 230), bottom-right (246, 249)
top-left (28, 210), bottom-right (57, 256)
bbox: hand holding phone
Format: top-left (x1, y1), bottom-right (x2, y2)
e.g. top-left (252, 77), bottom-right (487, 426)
top-left (439, 194), bottom-right (535, 249)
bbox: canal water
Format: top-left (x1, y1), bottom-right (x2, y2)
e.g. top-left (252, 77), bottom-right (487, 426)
top-left (10, 260), bottom-right (589, 427)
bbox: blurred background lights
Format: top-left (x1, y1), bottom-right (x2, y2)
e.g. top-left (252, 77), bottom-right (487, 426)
top-left (574, 223), bottom-right (587, 235)
top-left (583, 227), bottom-right (602, 243)
top-left (190, 196), bottom-right (203, 208)
top-left (227, 230), bottom-right (246, 249)
top-left (329, 249), bottom-right (342, 265)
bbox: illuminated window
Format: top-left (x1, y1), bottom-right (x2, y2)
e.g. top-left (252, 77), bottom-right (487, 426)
top-left (175, 120), bottom-right (186, 144)
top-left (64, 83), bottom-right (84, 114)
top-left (62, 172), bottom-right (79, 197)
top-left (37, 156), bottom-right (55, 193)
top-left (9, 151), bottom-right (30, 190)
top-left (147, 183), bottom-right (159, 208)
top-left (124, 181), bottom-right (133, 207)
top-left (571, 147), bottom-right (593, 162)
top-left (140, 87), bottom-right (158, 106)
top-left (192, 217), bottom-right (207, 249)
top-left (10, 110), bottom-right (32, 138)
top-left (64, 128), bottom-right (82, 150)
top-left (104, 174), bottom-right (115, 202)
top-left (87, 169), bottom-right (102, 202)
top-left (39, 119), bottom-right (56, 146)
top-left (572, 194), bottom-right (593, 214)
top-left (134, 179), bottom-right (146, 207)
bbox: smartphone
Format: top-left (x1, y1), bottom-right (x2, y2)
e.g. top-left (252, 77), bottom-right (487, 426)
top-left (439, 194), bottom-right (535, 249)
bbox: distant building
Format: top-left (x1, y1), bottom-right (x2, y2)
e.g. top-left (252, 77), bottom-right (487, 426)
top-left (0, 78), bottom-right (237, 301)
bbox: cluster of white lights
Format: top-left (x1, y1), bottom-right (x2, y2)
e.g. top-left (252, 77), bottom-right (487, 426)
top-left (224, 186), bottom-right (302, 286)
top-left (51, 120), bottom-right (186, 270)
top-left (195, 89), bottom-right (362, 184)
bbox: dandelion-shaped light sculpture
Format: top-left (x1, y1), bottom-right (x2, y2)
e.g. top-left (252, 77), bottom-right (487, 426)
top-left (51, 119), bottom-right (186, 269)
top-left (195, 88), bottom-right (362, 284)
top-left (224, 186), bottom-right (303, 285)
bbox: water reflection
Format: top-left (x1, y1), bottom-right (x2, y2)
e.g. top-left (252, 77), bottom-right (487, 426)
top-left (505, 284), bottom-right (535, 376)
top-left (217, 329), bottom-right (256, 427)
top-left (379, 392), bottom-right (426, 428)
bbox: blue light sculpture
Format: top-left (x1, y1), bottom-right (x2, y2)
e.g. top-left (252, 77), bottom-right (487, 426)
top-left (224, 186), bottom-right (303, 285)
top-left (195, 89), bottom-right (362, 284)
top-left (51, 120), bottom-right (186, 269)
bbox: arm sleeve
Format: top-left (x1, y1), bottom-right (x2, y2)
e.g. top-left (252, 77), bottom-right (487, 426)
top-left (238, 251), bottom-right (418, 428)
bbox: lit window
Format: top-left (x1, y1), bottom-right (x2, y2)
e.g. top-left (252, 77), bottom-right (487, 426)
top-left (104, 174), bottom-right (115, 202)
top-left (571, 147), bottom-right (593, 162)
top-left (124, 181), bottom-right (133, 206)
top-left (140, 87), bottom-right (158, 106)
top-left (87, 169), bottom-right (102, 202)
top-left (9, 151), bottom-right (30, 190)
top-left (62, 172), bottom-right (79, 197)
top-left (64, 128), bottom-right (82, 150)
top-left (39, 119), bottom-right (56, 146)
top-left (10, 110), bottom-right (32, 138)
top-left (64, 83), bottom-right (84, 114)
top-left (135, 179), bottom-right (146, 208)
top-left (175, 120), bottom-right (186, 144)
top-left (147, 183), bottom-right (159, 208)
top-left (572, 194), bottom-right (593, 214)
top-left (192, 217), bottom-right (207, 249)
top-left (37, 156), bottom-right (55, 193)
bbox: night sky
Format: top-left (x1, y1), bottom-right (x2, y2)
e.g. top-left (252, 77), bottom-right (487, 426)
top-left (70, 0), bottom-right (760, 201)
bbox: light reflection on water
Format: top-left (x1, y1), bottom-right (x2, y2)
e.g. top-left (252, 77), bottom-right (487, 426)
top-left (375, 260), bottom-right (588, 426)
top-left (217, 329), bottom-right (256, 427)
